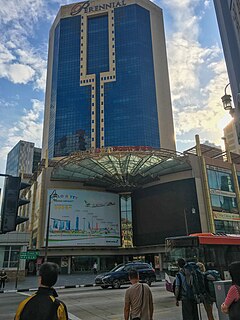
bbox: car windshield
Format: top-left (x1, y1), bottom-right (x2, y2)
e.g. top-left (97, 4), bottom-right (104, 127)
top-left (110, 264), bottom-right (125, 272)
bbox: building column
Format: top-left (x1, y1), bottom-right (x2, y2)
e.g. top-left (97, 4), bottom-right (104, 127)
top-left (195, 135), bottom-right (215, 233)
top-left (158, 253), bottom-right (163, 271)
top-left (68, 256), bottom-right (71, 275)
top-left (222, 137), bottom-right (240, 214)
top-left (97, 257), bottom-right (100, 271)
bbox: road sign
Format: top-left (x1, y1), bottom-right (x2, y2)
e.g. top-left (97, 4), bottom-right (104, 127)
top-left (20, 251), bottom-right (39, 260)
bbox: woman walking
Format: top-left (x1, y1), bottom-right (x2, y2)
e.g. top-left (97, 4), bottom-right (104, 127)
top-left (221, 261), bottom-right (240, 320)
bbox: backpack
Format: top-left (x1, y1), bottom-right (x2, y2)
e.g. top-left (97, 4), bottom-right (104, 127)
top-left (183, 262), bottom-right (205, 302)
top-left (204, 270), bottom-right (221, 302)
top-left (173, 273), bottom-right (182, 299)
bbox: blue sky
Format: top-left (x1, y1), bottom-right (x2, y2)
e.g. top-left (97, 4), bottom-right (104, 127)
top-left (0, 0), bottom-right (231, 179)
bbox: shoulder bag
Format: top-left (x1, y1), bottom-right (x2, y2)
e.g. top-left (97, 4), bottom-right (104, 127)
top-left (132, 284), bottom-right (144, 320)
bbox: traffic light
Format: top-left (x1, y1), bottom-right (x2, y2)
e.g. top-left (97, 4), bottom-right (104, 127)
top-left (0, 176), bottom-right (30, 233)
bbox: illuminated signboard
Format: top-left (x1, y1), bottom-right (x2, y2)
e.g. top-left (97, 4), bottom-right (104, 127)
top-left (45, 189), bottom-right (120, 247)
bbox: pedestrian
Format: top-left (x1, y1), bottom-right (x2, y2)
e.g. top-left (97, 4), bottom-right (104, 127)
top-left (221, 261), bottom-right (240, 320)
top-left (0, 268), bottom-right (7, 289)
top-left (124, 268), bottom-right (153, 320)
top-left (14, 262), bottom-right (68, 320)
top-left (174, 258), bottom-right (199, 320)
top-left (197, 262), bottom-right (215, 320)
top-left (93, 261), bottom-right (98, 274)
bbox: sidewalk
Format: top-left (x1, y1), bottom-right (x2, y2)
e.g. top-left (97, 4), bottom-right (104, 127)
top-left (2, 272), bottom-right (163, 291)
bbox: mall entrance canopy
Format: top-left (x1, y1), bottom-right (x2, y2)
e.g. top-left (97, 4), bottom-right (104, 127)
top-left (51, 147), bottom-right (191, 191)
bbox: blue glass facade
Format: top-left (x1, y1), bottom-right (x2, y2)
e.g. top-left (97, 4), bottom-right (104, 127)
top-left (50, 16), bottom-right (91, 157)
top-left (49, 4), bottom-right (160, 157)
top-left (87, 14), bottom-right (109, 148)
top-left (105, 5), bottom-right (159, 147)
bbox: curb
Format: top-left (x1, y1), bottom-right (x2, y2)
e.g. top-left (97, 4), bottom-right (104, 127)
top-left (0, 279), bottom-right (163, 294)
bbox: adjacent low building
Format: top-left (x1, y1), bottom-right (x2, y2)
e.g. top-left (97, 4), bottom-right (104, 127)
top-left (6, 140), bottom-right (41, 178)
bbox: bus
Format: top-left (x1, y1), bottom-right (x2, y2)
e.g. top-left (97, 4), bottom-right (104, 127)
top-left (165, 233), bottom-right (240, 292)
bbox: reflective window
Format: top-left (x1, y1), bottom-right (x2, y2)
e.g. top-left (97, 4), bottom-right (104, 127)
top-left (207, 169), bottom-right (237, 213)
top-left (48, 5), bottom-right (160, 156)
top-left (49, 17), bottom-right (91, 157)
top-left (105, 5), bottom-right (159, 147)
top-left (215, 220), bottom-right (240, 234)
top-left (1, 246), bottom-right (21, 268)
top-left (120, 196), bottom-right (133, 248)
top-left (207, 169), bottom-right (234, 192)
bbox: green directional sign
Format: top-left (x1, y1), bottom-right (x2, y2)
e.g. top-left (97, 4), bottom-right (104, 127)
top-left (20, 251), bottom-right (39, 260)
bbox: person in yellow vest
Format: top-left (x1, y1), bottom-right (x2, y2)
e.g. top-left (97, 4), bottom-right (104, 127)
top-left (15, 262), bottom-right (68, 320)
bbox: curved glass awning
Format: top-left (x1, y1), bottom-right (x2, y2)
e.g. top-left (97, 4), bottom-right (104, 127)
top-left (51, 147), bottom-right (191, 191)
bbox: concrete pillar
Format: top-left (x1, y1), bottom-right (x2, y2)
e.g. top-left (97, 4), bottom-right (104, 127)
top-left (159, 253), bottom-right (163, 271)
top-left (97, 257), bottom-right (100, 271)
top-left (68, 256), bottom-right (71, 274)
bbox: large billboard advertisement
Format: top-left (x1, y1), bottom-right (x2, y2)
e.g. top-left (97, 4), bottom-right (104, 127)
top-left (45, 189), bottom-right (120, 246)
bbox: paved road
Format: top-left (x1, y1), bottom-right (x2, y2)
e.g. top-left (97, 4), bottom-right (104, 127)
top-left (0, 282), bottom-right (220, 320)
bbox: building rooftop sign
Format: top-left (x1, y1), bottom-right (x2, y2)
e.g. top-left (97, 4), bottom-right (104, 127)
top-left (70, 0), bottom-right (127, 15)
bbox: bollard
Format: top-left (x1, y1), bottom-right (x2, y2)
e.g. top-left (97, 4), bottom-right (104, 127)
top-left (214, 280), bottom-right (232, 320)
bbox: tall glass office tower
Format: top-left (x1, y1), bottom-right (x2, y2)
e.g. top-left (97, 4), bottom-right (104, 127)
top-left (42, 0), bottom-right (175, 158)
top-left (214, 0), bottom-right (240, 108)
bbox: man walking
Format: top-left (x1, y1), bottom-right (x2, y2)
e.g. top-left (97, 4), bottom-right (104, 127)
top-left (93, 261), bottom-right (98, 274)
top-left (175, 258), bottom-right (199, 320)
top-left (124, 269), bottom-right (153, 320)
top-left (0, 268), bottom-right (7, 289)
top-left (15, 262), bottom-right (68, 320)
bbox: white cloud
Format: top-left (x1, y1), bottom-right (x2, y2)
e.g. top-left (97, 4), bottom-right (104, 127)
top-left (159, 0), bottom-right (230, 150)
top-left (204, 1), bottom-right (210, 8)
top-left (0, 0), bottom-right (49, 89)
top-left (0, 99), bottom-right (44, 179)
top-left (7, 99), bottom-right (44, 147)
top-left (0, 63), bottom-right (35, 84)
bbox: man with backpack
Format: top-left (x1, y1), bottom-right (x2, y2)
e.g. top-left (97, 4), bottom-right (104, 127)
top-left (15, 262), bottom-right (68, 320)
top-left (197, 262), bottom-right (221, 320)
top-left (174, 258), bottom-right (200, 320)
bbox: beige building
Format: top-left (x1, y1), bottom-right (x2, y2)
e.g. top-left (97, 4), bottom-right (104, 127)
top-left (224, 120), bottom-right (240, 154)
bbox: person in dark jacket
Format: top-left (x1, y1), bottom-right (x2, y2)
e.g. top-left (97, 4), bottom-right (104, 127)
top-left (175, 258), bottom-right (199, 320)
top-left (0, 268), bottom-right (7, 289)
top-left (15, 262), bottom-right (68, 320)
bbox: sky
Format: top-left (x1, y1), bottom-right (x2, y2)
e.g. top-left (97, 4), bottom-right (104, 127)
top-left (0, 0), bottom-right (232, 179)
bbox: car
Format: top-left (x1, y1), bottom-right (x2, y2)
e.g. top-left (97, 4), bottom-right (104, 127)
top-left (95, 262), bottom-right (156, 289)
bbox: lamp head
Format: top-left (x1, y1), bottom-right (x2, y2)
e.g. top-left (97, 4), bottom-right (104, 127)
top-left (221, 94), bottom-right (232, 111)
top-left (51, 190), bottom-right (58, 200)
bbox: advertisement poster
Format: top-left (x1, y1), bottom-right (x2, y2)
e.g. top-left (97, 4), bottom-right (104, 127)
top-left (45, 189), bottom-right (120, 246)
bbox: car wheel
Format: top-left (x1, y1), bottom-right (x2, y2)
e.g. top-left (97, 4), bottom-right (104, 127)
top-left (145, 277), bottom-right (152, 286)
top-left (101, 285), bottom-right (109, 289)
top-left (112, 279), bottom-right (121, 289)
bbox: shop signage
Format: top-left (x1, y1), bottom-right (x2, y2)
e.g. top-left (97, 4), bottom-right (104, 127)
top-left (213, 211), bottom-right (240, 221)
top-left (20, 251), bottom-right (39, 260)
top-left (71, 0), bottom-right (127, 15)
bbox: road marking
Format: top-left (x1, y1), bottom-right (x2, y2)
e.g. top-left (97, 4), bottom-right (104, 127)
top-left (18, 292), bottom-right (31, 296)
top-left (68, 312), bottom-right (83, 320)
top-left (17, 292), bottom-right (82, 320)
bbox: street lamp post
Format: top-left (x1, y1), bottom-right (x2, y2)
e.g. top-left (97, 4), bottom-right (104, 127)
top-left (44, 190), bottom-right (58, 262)
top-left (183, 207), bottom-right (196, 235)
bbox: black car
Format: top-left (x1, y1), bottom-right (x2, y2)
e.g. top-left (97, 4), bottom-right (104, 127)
top-left (95, 262), bottom-right (156, 289)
